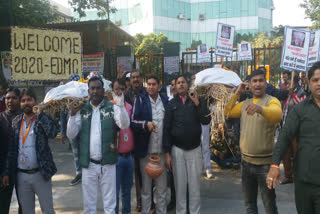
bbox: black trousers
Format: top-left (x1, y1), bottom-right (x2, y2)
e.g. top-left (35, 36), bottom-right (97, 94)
top-left (0, 178), bottom-right (14, 214)
top-left (241, 161), bottom-right (278, 214)
top-left (295, 180), bottom-right (320, 214)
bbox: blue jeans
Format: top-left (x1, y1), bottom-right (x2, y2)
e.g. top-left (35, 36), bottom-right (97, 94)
top-left (241, 161), bottom-right (278, 214)
top-left (69, 135), bottom-right (81, 174)
top-left (116, 155), bottom-right (134, 214)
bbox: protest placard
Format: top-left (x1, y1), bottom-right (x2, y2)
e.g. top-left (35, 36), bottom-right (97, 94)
top-left (82, 52), bottom-right (104, 77)
top-left (197, 44), bottom-right (210, 63)
top-left (308, 29), bottom-right (320, 68)
top-left (11, 27), bottom-right (82, 80)
top-left (164, 56), bottom-right (180, 74)
top-left (215, 23), bottom-right (235, 58)
top-left (281, 27), bottom-right (310, 72)
top-left (117, 56), bottom-right (133, 73)
top-left (1, 51), bottom-right (12, 80)
top-left (238, 43), bottom-right (252, 61)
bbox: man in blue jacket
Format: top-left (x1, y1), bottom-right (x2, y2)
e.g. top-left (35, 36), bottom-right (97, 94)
top-left (131, 74), bottom-right (169, 214)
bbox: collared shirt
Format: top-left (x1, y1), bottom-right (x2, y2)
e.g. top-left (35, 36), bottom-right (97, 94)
top-left (272, 95), bottom-right (320, 184)
top-left (18, 115), bottom-right (38, 169)
top-left (148, 95), bottom-right (165, 154)
top-left (180, 95), bottom-right (187, 104)
top-left (89, 102), bottom-right (103, 160)
top-left (67, 100), bottom-right (130, 160)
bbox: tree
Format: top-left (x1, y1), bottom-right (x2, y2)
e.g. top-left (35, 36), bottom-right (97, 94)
top-left (234, 33), bottom-right (255, 44)
top-left (135, 33), bottom-right (173, 77)
top-left (0, 0), bottom-right (60, 26)
top-left (190, 40), bottom-right (202, 49)
top-left (69, 0), bottom-right (117, 18)
top-left (300, 0), bottom-right (320, 30)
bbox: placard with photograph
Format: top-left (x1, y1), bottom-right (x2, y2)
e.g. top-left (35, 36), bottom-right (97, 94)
top-left (308, 29), bottom-right (320, 68)
top-left (197, 44), bottom-right (210, 63)
top-left (281, 27), bottom-right (310, 72)
top-left (215, 23), bottom-right (235, 58)
top-left (237, 43), bottom-right (252, 61)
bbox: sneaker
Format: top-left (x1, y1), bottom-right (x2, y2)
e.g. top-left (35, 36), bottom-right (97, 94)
top-left (69, 174), bottom-right (82, 186)
top-left (204, 170), bottom-right (214, 180)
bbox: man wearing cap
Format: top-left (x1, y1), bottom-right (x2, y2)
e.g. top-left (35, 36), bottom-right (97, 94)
top-left (67, 76), bottom-right (130, 214)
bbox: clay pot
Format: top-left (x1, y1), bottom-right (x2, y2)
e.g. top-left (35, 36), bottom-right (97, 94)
top-left (145, 155), bottom-right (164, 179)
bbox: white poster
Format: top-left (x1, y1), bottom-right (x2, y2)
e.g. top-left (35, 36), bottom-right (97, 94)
top-left (238, 43), bottom-right (252, 61)
top-left (1, 51), bottom-right (12, 80)
top-left (82, 52), bottom-right (104, 77)
top-left (197, 44), bottom-right (210, 63)
top-left (215, 23), bottom-right (235, 58)
top-left (164, 56), bottom-right (180, 74)
top-left (281, 27), bottom-right (310, 72)
top-left (308, 29), bottom-right (320, 68)
top-left (117, 56), bottom-right (133, 73)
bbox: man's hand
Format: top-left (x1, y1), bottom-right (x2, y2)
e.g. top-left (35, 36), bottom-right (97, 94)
top-left (112, 92), bottom-right (125, 107)
top-left (246, 103), bottom-right (263, 115)
top-left (61, 135), bottom-right (67, 144)
top-left (188, 89), bottom-right (199, 106)
top-left (266, 167), bottom-right (281, 189)
top-left (2, 176), bottom-right (9, 187)
top-left (147, 122), bottom-right (157, 132)
top-left (165, 153), bottom-right (172, 171)
top-left (235, 82), bottom-right (249, 95)
top-left (70, 101), bottom-right (82, 116)
top-left (33, 105), bottom-right (42, 116)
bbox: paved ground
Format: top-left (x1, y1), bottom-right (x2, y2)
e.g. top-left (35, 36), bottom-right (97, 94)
top-left (9, 139), bottom-right (297, 213)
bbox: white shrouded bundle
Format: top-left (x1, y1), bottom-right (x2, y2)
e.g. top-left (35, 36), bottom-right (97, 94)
top-left (194, 68), bottom-right (242, 88)
top-left (43, 80), bottom-right (112, 104)
top-left (194, 68), bottom-right (242, 143)
top-left (44, 81), bottom-right (88, 104)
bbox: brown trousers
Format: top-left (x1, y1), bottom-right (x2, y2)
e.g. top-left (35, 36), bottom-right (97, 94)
top-left (282, 139), bottom-right (297, 179)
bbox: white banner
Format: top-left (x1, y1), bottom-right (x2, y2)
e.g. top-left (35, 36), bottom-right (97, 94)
top-left (281, 27), bottom-right (310, 72)
top-left (238, 43), bottom-right (252, 61)
top-left (215, 23), bottom-right (235, 58)
top-left (82, 52), bottom-right (104, 77)
top-left (164, 56), bottom-right (180, 74)
top-left (308, 29), bottom-right (320, 68)
top-left (197, 44), bottom-right (210, 63)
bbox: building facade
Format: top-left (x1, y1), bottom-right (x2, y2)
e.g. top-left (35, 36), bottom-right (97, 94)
top-left (75, 0), bottom-right (274, 50)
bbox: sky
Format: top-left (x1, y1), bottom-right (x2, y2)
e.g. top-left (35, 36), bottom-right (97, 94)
top-left (53, 0), bottom-right (313, 27)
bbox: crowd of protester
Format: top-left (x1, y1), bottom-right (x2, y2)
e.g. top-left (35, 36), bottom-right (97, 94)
top-left (0, 61), bottom-right (320, 214)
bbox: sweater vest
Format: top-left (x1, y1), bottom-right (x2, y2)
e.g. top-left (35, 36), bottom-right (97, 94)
top-left (240, 95), bottom-right (276, 165)
top-left (79, 100), bottom-right (117, 168)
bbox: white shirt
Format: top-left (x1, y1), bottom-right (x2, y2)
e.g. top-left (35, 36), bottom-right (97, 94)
top-left (148, 95), bottom-right (165, 154)
top-left (67, 101), bottom-right (130, 160)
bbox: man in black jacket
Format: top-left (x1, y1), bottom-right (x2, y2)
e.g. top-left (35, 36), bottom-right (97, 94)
top-left (0, 88), bottom-right (20, 214)
top-left (164, 75), bottom-right (211, 214)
